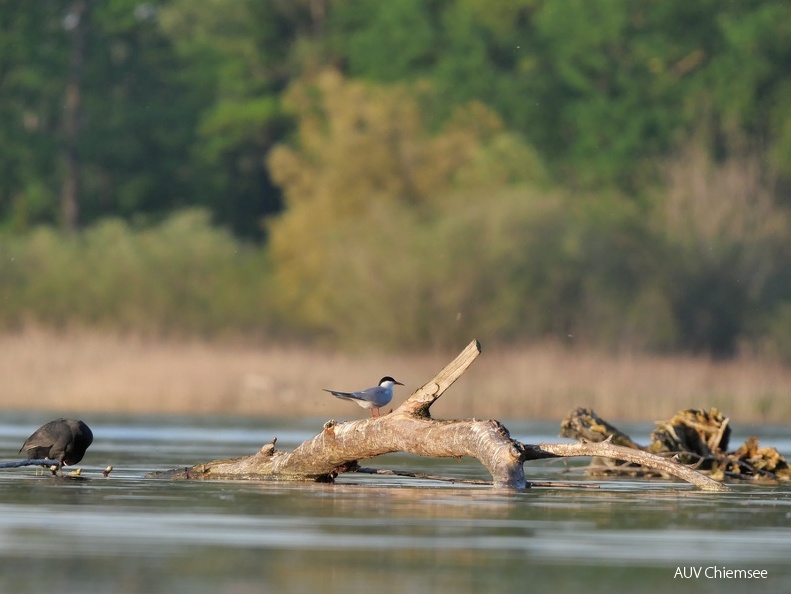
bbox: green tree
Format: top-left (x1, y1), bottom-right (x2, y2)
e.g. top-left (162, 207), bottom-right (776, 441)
top-left (80, 0), bottom-right (202, 225)
top-left (0, 0), bottom-right (68, 229)
top-left (265, 70), bottom-right (678, 351)
top-left (266, 70), bottom-right (515, 344)
top-left (0, 0), bottom-right (203, 231)
top-left (331, 0), bottom-right (791, 195)
top-left (158, 0), bottom-right (320, 237)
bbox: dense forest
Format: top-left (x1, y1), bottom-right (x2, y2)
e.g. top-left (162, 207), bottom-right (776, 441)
top-left (2, 0), bottom-right (791, 358)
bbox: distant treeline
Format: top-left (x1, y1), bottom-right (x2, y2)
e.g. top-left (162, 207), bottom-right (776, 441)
top-left (2, 1), bottom-right (791, 358)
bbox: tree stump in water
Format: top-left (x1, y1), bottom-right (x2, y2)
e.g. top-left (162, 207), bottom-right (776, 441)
top-left (156, 340), bottom-right (726, 491)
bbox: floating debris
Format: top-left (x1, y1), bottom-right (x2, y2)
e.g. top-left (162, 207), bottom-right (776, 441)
top-left (561, 406), bottom-right (790, 482)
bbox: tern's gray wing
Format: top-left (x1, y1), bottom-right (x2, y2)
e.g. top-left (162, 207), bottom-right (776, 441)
top-left (323, 386), bottom-right (392, 407)
top-left (355, 386), bottom-right (393, 408)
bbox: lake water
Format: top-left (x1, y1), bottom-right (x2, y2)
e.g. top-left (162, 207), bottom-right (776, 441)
top-left (1, 412), bottom-right (790, 594)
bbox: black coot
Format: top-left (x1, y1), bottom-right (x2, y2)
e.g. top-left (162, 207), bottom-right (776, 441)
top-left (19, 418), bottom-right (93, 470)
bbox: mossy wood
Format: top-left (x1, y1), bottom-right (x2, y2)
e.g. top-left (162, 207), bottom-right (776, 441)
top-left (158, 340), bottom-right (726, 491)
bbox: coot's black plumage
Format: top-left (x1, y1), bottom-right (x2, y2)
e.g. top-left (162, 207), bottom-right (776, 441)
top-left (19, 418), bottom-right (93, 468)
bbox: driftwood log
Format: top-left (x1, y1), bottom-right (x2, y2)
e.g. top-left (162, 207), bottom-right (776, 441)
top-left (157, 340), bottom-right (726, 492)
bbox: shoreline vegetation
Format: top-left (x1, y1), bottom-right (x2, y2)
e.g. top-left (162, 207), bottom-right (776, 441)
top-left (4, 3), bottom-right (791, 432)
top-left (3, 329), bottom-right (791, 424)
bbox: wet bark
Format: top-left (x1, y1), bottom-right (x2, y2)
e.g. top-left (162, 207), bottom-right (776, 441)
top-left (157, 340), bottom-right (727, 492)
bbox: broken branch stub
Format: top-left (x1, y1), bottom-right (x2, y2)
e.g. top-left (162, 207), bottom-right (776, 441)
top-left (398, 339), bottom-right (481, 416)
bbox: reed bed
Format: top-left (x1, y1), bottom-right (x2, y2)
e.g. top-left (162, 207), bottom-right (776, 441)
top-left (2, 329), bottom-right (790, 424)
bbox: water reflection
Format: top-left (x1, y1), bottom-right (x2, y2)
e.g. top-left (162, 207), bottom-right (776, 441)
top-left (0, 412), bottom-right (789, 593)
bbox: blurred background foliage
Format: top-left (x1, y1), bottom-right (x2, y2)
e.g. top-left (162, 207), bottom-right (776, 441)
top-left (2, 0), bottom-right (791, 359)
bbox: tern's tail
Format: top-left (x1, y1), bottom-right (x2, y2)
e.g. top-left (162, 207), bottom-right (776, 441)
top-left (323, 388), bottom-right (358, 401)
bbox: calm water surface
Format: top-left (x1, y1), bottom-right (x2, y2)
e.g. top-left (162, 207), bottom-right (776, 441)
top-left (0, 412), bottom-right (789, 594)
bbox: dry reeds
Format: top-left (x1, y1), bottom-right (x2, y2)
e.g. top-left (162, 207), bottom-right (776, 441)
top-left (2, 329), bottom-right (790, 423)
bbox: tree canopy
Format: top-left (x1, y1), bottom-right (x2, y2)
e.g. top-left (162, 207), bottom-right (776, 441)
top-left (2, 0), bottom-right (791, 357)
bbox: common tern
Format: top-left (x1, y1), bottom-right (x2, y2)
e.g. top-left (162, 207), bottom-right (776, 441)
top-left (324, 376), bottom-right (404, 417)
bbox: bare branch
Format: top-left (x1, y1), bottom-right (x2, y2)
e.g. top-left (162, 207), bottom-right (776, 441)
top-left (528, 442), bottom-right (728, 492)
